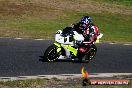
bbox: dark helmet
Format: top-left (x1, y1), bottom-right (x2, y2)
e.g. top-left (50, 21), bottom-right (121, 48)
top-left (79, 16), bottom-right (93, 31)
top-left (81, 16), bottom-right (92, 25)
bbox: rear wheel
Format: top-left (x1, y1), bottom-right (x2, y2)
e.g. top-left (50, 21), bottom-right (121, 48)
top-left (44, 44), bottom-right (60, 62)
top-left (86, 44), bottom-right (97, 61)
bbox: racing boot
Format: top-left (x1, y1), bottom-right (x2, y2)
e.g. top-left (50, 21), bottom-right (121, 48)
top-left (70, 52), bottom-right (78, 61)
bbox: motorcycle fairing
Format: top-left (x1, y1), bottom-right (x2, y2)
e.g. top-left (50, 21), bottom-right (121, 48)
top-left (63, 45), bottom-right (77, 56)
top-left (54, 42), bottom-right (78, 57)
top-left (54, 42), bottom-right (61, 53)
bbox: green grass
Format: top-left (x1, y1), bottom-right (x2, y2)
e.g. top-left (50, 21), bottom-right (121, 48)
top-left (0, 78), bottom-right (47, 88)
top-left (0, 0), bottom-right (132, 42)
top-left (91, 13), bottom-right (132, 42)
top-left (1, 12), bottom-right (131, 42)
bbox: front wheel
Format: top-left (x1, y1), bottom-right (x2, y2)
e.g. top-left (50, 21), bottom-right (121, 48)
top-left (44, 44), bottom-right (60, 62)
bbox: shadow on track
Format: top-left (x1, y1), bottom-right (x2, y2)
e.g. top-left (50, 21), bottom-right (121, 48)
top-left (39, 56), bottom-right (88, 63)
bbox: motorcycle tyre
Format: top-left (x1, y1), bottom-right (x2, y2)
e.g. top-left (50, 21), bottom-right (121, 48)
top-left (86, 44), bottom-right (97, 62)
top-left (79, 44), bottom-right (97, 63)
top-left (44, 44), bottom-right (60, 62)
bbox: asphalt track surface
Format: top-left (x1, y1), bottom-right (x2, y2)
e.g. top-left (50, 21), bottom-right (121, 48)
top-left (0, 38), bottom-right (132, 77)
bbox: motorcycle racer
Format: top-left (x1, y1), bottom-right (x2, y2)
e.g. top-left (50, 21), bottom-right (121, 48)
top-left (44, 16), bottom-right (102, 62)
top-left (71, 16), bottom-right (99, 60)
top-left (72, 16), bottom-right (99, 43)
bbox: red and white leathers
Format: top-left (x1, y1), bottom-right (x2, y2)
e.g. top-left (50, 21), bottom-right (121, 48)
top-left (78, 25), bottom-right (99, 53)
top-left (83, 25), bottom-right (99, 43)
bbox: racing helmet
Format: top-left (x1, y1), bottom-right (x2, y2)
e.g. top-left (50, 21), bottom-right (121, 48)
top-left (81, 16), bottom-right (92, 24)
top-left (80, 16), bottom-right (93, 30)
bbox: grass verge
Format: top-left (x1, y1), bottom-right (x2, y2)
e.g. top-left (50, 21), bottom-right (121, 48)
top-left (0, 78), bottom-right (47, 88)
top-left (0, 0), bottom-right (132, 43)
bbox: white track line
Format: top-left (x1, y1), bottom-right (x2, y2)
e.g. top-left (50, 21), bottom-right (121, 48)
top-left (14, 38), bottom-right (23, 40)
top-left (34, 39), bottom-right (45, 40)
top-left (1, 37), bottom-right (132, 45)
top-left (109, 43), bottom-right (117, 45)
top-left (123, 44), bottom-right (132, 46)
top-left (14, 38), bottom-right (132, 46)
